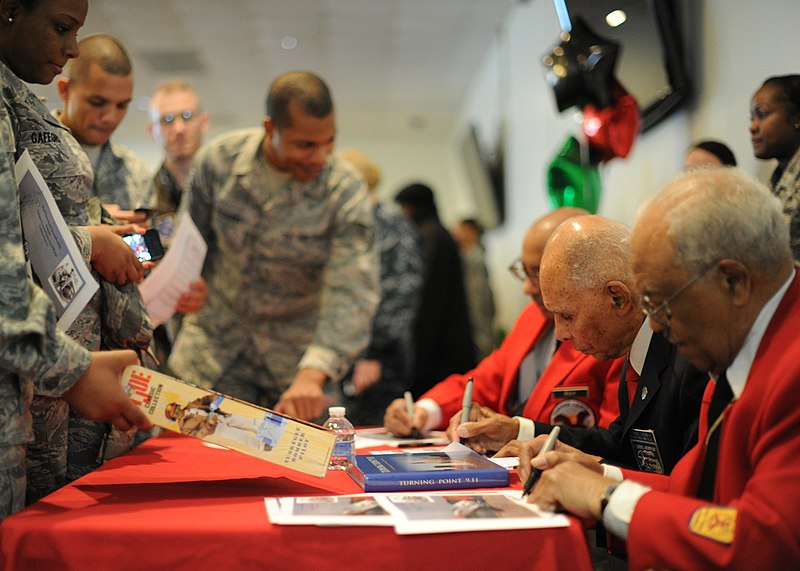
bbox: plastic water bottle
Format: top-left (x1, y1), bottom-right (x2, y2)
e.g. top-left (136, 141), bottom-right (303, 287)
top-left (324, 406), bottom-right (355, 470)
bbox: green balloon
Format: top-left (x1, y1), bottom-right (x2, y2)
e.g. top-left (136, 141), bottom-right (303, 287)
top-left (546, 136), bottom-right (602, 213)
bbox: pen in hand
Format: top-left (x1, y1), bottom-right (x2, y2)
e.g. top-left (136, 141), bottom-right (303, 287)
top-left (458, 377), bottom-right (474, 445)
top-left (521, 425), bottom-right (560, 499)
top-left (403, 391), bottom-right (422, 439)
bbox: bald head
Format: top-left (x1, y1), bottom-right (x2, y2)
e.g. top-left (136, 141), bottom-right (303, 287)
top-left (517, 207), bottom-right (588, 313)
top-left (543, 215), bottom-right (635, 292)
top-left (522, 207), bottom-right (589, 262)
top-left (539, 215), bottom-right (641, 361)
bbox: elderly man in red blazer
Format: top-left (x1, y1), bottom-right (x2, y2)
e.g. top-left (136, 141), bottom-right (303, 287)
top-left (520, 168), bottom-right (800, 569)
top-left (384, 207), bottom-right (622, 446)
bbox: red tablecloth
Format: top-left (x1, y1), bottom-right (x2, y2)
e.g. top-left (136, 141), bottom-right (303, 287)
top-left (0, 432), bottom-right (592, 570)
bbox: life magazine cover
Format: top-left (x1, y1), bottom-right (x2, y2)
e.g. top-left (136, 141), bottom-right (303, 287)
top-left (123, 365), bottom-right (336, 477)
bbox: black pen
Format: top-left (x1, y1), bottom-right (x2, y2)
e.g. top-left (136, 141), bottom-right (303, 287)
top-left (458, 377), bottom-right (474, 445)
top-left (403, 391), bottom-right (422, 439)
top-left (521, 425), bottom-right (560, 498)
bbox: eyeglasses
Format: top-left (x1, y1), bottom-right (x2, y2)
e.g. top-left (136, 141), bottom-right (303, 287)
top-left (508, 257), bottom-right (539, 282)
top-left (641, 264), bottom-right (716, 330)
top-left (159, 109), bottom-right (197, 126)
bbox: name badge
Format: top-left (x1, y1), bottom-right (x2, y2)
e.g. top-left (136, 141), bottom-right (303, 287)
top-left (551, 386), bottom-right (589, 399)
top-left (629, 428), bottom-right (665, 474)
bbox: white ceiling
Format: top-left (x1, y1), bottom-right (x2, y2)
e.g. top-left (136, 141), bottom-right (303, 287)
top-left (34, 0), bottom-right (517, 142)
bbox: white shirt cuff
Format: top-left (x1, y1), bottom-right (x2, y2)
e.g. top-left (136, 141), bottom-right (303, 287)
top-left (602, 464), bottom-right (624, 481)
top-left (514, 416), bottom-right (535, 441)
top-left (602, 479), bottom-right (651, 540)
top-left (416, 399), bottom-right (442, 431)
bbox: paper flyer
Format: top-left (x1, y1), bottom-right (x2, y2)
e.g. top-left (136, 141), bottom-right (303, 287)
top-left (15, 150), bottom-right (98, 331)
top-left (138, 210), bottom-right (207, 327)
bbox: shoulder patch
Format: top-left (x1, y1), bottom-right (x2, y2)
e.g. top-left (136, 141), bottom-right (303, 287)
top-left (689, 506), bottom-right (737, 544)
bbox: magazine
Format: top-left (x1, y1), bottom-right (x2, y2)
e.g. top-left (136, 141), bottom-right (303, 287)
top-left (122, 365), bottom-right (336, 478)
top-left (264, 491), bottom-right (569, 534)
top-left (15, 150), bottom-right (98, 330)
top-left (265, 494), bottom-right (395, 526)
top-left (375, 491), bottom-right (570, 535)
top-left (348, 442), bottom-right (510, 492)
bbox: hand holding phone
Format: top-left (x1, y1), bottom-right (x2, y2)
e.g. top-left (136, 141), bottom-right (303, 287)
top-left (123, 228), bottom-right (165, 263)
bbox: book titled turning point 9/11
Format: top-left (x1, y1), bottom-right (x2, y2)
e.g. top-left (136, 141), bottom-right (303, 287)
top-left (348, 444), bottom-right (510, 492)
top-left (122, 365), bottom-right (337, 478)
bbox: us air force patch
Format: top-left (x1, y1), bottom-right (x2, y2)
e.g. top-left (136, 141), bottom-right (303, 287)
top-left (689, 507), bottom-right (737, 544)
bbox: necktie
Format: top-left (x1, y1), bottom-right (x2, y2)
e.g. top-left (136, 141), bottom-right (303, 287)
top-left (625, 359), bottom-right (640, 405)
top-left (617, 357), bottom-right (640, 418)
top-left (697, 373), bottom-right (734, 501)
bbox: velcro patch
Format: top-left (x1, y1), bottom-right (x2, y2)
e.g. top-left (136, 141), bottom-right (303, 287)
top-left (689, 506), bottom-right (736, 544)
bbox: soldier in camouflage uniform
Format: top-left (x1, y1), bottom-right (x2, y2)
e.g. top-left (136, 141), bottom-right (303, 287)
top-left (0, 5), bottom-right (152, 503)
top-left (55, 34), bottom-right (163, 482)
top-left (0, 60), bottom-right (150, 521)
top-left (168, 71), bottom-right (379, 422)
top-left (146, 79), bottom-right (211, 366)
top-left (750, 75), bottom-right (800, 260)
top-left (57, 34), bottom-right (155, 224)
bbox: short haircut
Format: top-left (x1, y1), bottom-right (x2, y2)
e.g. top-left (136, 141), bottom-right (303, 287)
top-left (691, 140), bottom-right (737, 167)
top-left (266, 71), bottom-right (333, 130)
top-left (761, 74), bottom-right (800, 114)
top-left (556, 217), bottom-right (633, 291)
top-left (18, 0), bottom-right (46, 11)
top-left (643, 168), bottom-right (790, 277)
top-left (64, 34), bottom-right (132, 81)
top-left (149, 78), bottom-right (202, 120)
top-left (153, 78), bottom-right (198, 99)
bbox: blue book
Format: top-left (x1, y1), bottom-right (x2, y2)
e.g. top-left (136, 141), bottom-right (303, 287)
top-left (347, 448), bottom-right (510, 492)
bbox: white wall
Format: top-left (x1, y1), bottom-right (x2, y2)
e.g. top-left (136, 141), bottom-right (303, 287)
top-left (93, 0), bottom-right (800, 334)
top-left (454, 0), bottom-right (800, 331)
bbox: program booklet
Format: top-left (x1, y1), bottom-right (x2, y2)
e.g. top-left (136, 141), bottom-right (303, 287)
top-left (122, 365), bottom-right (336, 478)
top-left (348, 443), bottom-right (510, 492)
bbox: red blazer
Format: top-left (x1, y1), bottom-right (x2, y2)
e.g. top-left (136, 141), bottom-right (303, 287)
top-left (422, 303), bottom-right (622, 429)
top-left (623, 273), bottom-right (800, 569)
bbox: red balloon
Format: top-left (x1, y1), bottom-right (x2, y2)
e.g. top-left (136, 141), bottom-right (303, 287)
top-left (582, 82), bottom-right (641, 163)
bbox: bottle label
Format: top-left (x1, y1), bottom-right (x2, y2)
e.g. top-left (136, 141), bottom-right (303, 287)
top-left (333, 441), bottom-right (354, 457)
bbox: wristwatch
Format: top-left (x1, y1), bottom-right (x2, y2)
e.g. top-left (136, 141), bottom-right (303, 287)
top-left (599, 483), bottom-right (620, 518)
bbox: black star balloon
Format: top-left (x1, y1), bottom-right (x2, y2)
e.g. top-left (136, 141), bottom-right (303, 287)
top-left (542, 16), bottom-right (620, 113)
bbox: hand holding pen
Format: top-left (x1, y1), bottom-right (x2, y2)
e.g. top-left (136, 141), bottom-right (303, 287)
top-left (521, 425), bottom-right (560, 498)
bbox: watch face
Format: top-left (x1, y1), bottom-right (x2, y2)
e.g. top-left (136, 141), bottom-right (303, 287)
top-left (600, 483), bottom-right (619, 516)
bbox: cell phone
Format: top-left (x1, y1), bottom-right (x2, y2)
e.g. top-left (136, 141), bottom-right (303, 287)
top-left (123, 228), bottom-right (165, 262)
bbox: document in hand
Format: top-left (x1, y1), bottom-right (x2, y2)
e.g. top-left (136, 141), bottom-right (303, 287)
top-left (348, 443), bottom-right (510, 492)
top-left (15, 150), bottom-right (98, 330)
top-left (122, 365), bottom-right (336, 477)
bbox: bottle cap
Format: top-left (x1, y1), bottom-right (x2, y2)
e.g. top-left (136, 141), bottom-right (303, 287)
top-left (328, 406), bottom-right (346, 417)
